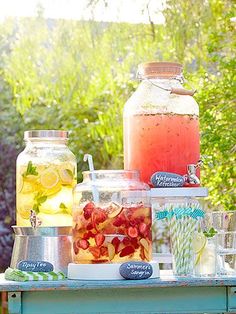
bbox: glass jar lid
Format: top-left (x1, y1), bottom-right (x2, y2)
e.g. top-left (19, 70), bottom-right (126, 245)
top-left (24, 130), bottom-right (69, 140)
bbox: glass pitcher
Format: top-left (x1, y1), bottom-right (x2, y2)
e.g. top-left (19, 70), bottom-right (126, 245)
top-left (72, 170), bottom-right (152, 264)
top-left (123, 62), bottom-right (200, 186)
top-left (16, 130), bottom-right (77, 227)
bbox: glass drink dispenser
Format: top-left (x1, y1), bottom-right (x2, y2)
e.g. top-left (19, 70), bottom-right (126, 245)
top-left (16, 130), bottom-right (77, 226)
top-left (72, 170), bottom-right (152, 264)
top-left (123, 62), bottom-right (200, 186)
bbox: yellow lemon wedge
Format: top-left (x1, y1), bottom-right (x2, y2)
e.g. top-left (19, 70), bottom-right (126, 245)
top-left (58, 163), bottom-right (74, 185)
top-left (193, 232), bottom-right (207, 254)
top-left (17, 175), bottom-right (24, 193)
top-left (40, 168), bottom-right (60, 189)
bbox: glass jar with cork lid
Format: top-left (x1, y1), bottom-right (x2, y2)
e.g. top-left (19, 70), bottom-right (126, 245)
top-left (123, 62), bottom-right (200, 186)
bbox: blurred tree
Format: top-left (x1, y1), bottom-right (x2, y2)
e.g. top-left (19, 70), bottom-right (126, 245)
top-left (0, 0), bottom-right (235, 214)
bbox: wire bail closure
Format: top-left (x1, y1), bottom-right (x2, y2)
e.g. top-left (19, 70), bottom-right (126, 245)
top-left (137, 72), bottom-right (196, 96)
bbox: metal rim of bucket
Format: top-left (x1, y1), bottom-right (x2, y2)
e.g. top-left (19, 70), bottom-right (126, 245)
top-left (12, 226), bottom-right (72, 236)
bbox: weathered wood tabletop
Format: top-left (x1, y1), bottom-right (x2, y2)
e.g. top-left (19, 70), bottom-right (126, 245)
top-left (1, 271), bottom-right (236, 314)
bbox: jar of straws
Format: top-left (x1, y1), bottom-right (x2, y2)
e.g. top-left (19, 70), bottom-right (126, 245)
top-left (157, 200), bottom-right (205, 276)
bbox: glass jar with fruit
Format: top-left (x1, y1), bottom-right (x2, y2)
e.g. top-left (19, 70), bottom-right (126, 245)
top-left (72, 170), bottom-right (152, 264)
top-left (16, 130), bottom-right (77, 227)
top-left (124, 62), bottom-right (200, 186)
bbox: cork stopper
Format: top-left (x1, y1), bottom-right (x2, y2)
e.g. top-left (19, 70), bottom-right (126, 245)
top-left (138, 62), bottom-right (183, 79)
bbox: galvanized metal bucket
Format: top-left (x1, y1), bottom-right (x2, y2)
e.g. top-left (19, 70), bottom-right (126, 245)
top-left (10, 226), bottom-right (72, 275)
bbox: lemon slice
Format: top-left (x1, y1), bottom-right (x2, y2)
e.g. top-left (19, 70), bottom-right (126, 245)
top-left (193, 232), bottom-right (207, 254)
top-left (40, 168), bottom-right (59, 189)
top-left (58, 163), bottom-right (74, 185)
top-left (17, 175), bottom-right (24, 193)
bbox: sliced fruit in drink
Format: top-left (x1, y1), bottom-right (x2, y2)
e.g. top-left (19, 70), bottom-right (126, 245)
top-left (107, 243), bottom-right (115, 260)
top-left (139, 222), bottom-right (147, 235)
top-left (144, 248), bottom-right (150, 260)
top-left (119, 245), bottom-right (135, 257)
top-left (107, 202), bottom-right (123, 218)
top-left (73, 242), bottom-right (79, 255)
top-left (92, 259), bottom-right (108, 264)
top-left (17, 175), bottom-right (24, 193)
top-left (128, 226), bottom-right (138, 238)
top-left (95, 233), bottom-right (105, 247)
top-left (83, 202), bottom-right (95, 220)
top-left (140, 238), bottom-right (149, 252)
top-left (100, 246), bottom-right (109, 257)
top-left (39, 186), bottom-right (72, 214)
top-left (111, 236), bottom-right (121, 253)
top-left (58, 163), bottom-right (74, 185)
top-left (78, 239), bottom-right (89, 250)
top-left (40, 168), bottom-right (60, 189)
top-left (89, 247), bottom-right (101, 259)
top-left (193, 232), bottom-right (207, 254)
top-left (18, 193), bottom-right (34, 219)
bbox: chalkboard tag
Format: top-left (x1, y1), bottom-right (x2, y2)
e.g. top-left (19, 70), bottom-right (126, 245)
top-left (119, 261), bottom-right (153, 280)
top-left (151, 171), bottom-right (184, 188)
top-left (17, 260), bottom-right (54, 272)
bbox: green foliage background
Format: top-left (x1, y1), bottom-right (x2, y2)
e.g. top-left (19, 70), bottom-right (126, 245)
top-left (0, 0), bottom-right (235, 211)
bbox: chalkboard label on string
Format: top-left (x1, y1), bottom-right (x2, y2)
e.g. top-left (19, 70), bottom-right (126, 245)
top-left (17, 260), bottom-right (54, 272)
top-left (151, 171), bottom-right (184, 188)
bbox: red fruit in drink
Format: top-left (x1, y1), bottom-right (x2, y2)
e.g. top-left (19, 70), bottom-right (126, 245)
top-left (139, 222), bottom-right (147, 235)
top-left (111, 236), bottom-right (121, 253)
top-left (113, 217), bottom-right (123, 227)
top-left (95, 233), bottom-right (105, 246)
top-left (128, 226), bottom-right (138, 238)
top-left (111, 236), bottom-right (120, 248)
top-left (83, 231), bottom-right (95, 240)
top-left (86, 222), bottom-right (93, 230)
top-left (89, 247), bottom-right (101, 259)
top-left (119, 245), bottom-right (135, 257)
top-left (83, 202), bottom-right (95, 220)
top-left (97, 211), bottom-right (107, 223)
top-left (78, 239), bottom-right (89, 250)
top-left (129, 220), bottom-right (136, 227)
top-left (73, 242), bottom-right (79, 255)
top-left (100, 246), bottom-right (109, 257)
top-left (117, 242), bottom-right (125, 253)
top-left (107, 202), bottom-right (123, 218)
top-left (84, 202), bottom-right (95, 210)
top-left (92, 210), bottom-right (107, 227)
top-left (92, 259), bottom-right (108, 264)
top-left (130, 238), bottom-right (139, 249)
top-left (122, 237), bottom-right (131, 246)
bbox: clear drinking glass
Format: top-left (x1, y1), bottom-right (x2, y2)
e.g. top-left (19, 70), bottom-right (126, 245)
top-left (193, 234), bottom-right (217, 277)
top-left (216, 231), bottom-right (236, 276)
top-left (203, 211), bottom-right (236, 232)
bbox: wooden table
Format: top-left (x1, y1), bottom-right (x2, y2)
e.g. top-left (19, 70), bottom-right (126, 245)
top-left (1, 271), bottom-right (236, 314)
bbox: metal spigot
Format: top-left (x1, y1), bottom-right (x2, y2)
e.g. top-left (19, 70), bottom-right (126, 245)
top-left (30, 210), bottom-right (42, 229)
top-left (184, 160), bottom-right (203, 185)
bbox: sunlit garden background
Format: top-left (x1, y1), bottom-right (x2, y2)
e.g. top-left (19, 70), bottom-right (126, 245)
top-left (0, 0), bottom-right (235, 270)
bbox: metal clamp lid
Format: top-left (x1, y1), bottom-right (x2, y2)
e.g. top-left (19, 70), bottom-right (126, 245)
top-left (24, 130), bottom-right (69, 140)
